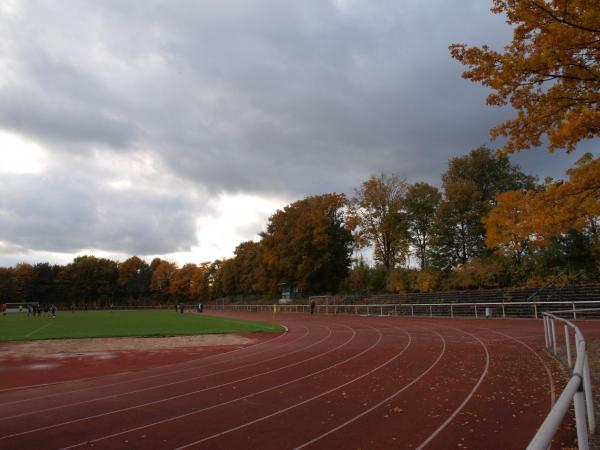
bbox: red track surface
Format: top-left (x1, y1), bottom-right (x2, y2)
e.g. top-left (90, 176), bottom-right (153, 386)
top-left (0, 312), bottom-right (586, 450)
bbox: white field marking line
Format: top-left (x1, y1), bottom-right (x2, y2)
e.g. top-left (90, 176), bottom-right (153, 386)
top-left (0, 325), bottom-right (338, 422)
top-left (489, 329), bottom-right (556, 408)
top-left (58, 324), bottom-right (390, 450)
top-left (0, 325), bottom-right (346, 439)
top-left (23, 322), bottom-right (53, 338)
top-left (0, 324), bottom-right (298, 409)
top-left (414, 327), bottom-right (490, 450)
top-left (170, 326), bottom-right (414, 450)
top-left (293, 326), bottom-right (447, 450)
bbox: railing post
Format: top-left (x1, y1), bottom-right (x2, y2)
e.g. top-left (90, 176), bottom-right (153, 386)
top-left (502, 303), bottom-right (506, 319)
top-left (381, 306), bottom-right (383, 316)
top-left (573, 302), bottom-right (577, 320)
top-left (574, 387), bottom-right (590, 450)
top-left (474, 305), bottom-right (478, 318)
top-left (450, 304), bottom-right (454, 318)
top-left (534, 303), bottom-right (538, 319)
top-left (551, 319), bottom-right (558, 355)
top-left (583, 352), bottom-right (596, 434)
top-left (543, 316), bottom-right (549, 348)
top-left (565, 324), bottom-right (572, 369)
top-left (411, 305), bottom-right (414, 317)
top-left (429, 305), bottom-right (432, 317)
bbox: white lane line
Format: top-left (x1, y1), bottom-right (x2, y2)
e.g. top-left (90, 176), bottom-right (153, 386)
top-left (171, 326), bottom-right (413, 450)
top-left (0, 325), bottom-right (335, 422)
top-left (490, 329), bottom-right (556, 407)
top-left (23, 322), bottom-right (53, 338)
top-left (414, 328), bottom-right (490, 450)
top-left (0, 323), bottom-right (295, 408)
top-left (58, 324), bottom-right (386, 450)
top-left (293, 326), bottom-right (446, 450)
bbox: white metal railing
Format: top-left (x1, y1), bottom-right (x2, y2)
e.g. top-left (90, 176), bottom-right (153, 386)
top-left (207, 301), bottom-right (600, 319)
top-left (528, 309), bottom-right (597, 450)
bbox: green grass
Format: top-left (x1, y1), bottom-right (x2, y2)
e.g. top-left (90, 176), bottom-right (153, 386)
top-left (0, 310), bottom-right (284, 341)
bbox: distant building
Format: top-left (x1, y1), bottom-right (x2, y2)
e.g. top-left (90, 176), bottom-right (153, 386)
top-left (279, 282), bottom-right (302, 304)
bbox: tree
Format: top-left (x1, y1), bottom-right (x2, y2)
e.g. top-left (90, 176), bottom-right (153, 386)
top-left (450, 0), bottom-right (600, 154)
top-left (117, 256), bottom-right (151, 301)
top-left (451, 2), bottom-right (600, 277)
top-left (404, 182), bottom-right (441, 269)
top-left (485, 153), bottom-right (600, 273)
top-left (483, 189), bottom-right (535, 259)
top-left (432, 180), bottom-right (485, 267)
top-left (150, 260), bottom-right (177, 297)
top-left (12, 263), bottom-right (34, 304)
top-left (431, 147), bottom-right (534, 268)
top-left (63, 256), bottom-right (118, 305)
top-left (170, 263), bottom-right (197, 299)
top-left (0, 268), bottom-right (15, 303)
top-left (231, 241), bottom-right (268, 295)
top-left (348, 173), bottom-right (409, 289)
top-left (262, 194), bottom-right (353, 295)
top-left (30, 262), bottom-right (60, 305)
top-left (190, 263), bottom-right (210, 300)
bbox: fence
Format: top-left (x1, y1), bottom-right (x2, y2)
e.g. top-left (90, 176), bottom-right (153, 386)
top-left (528, 308), bottom-right (598, 450)
top-left (206, 300), bottom-right (600, 319)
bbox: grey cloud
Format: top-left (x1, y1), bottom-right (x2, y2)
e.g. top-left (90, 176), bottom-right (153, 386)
top-left (0, 169), bottom-right (201, 255)
top-left (0, 0), bottom-right (518, 195)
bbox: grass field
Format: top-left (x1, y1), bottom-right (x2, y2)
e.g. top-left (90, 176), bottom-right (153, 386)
top-left (0, 310), bottom-right (284, 341)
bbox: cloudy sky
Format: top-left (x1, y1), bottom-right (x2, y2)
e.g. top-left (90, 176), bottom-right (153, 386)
top-left (0, 0), bottom-right (594, 267)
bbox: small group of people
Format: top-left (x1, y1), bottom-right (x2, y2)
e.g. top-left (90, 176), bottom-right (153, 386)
top-left (27, 303), bottom-right (57, 318)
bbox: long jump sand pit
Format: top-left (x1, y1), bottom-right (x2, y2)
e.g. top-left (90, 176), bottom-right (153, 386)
top-left (0, 333), bottom-right (257, 357)
top-left (0, 333), bottom-right (272, 391)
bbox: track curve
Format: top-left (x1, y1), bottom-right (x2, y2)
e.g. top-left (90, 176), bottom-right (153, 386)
top-left (0, 312), bottom-right (580, 450)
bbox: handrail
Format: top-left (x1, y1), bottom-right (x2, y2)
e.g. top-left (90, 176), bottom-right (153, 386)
top-left (528, 311), bottom-right (597, 450)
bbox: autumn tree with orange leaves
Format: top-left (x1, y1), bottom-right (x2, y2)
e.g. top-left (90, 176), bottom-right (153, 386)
top-left (450, 0), bottom-right (600, 154)
top-left (452, 0), bottom-right (600, 274)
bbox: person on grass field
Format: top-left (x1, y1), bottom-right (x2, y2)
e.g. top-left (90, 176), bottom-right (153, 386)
top-left (51, 304), bottom-right (57, 318)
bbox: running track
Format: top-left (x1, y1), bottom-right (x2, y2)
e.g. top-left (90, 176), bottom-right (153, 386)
top-left (0, 312), bottom-right (581, 449)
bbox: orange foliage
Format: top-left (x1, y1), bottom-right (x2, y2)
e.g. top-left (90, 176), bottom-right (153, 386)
top-left (485, 154), bottom-right (600, 253)
top-left (450, 0), bottom-right (600, 154)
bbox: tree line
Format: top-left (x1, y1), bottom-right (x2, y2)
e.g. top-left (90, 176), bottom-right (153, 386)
top-left (1, 146), bottom-right (598, 306)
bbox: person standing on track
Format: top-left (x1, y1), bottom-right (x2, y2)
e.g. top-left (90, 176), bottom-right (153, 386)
top-left (310, 300), bottom-right (316, 315)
